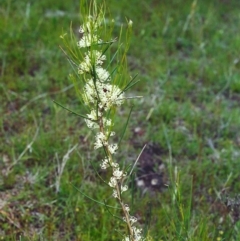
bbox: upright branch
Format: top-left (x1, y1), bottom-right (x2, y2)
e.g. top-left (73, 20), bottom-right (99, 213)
top-left (61, 2), bottom-right (145, 240)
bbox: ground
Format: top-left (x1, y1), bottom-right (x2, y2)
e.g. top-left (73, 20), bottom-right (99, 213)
top-left (1, 0), bottom-right (240, 240)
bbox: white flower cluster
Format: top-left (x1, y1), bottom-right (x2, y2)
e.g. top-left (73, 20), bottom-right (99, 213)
top-left (77, 15), bottom-right (144, 241)
top-left (77, 16), bottom-right (125, 154)
top-left (77, 16), bottom-right (103, 48)
top-left (122, 206), bottom-right (145, 241)
top-left (78, 50), bottom-right (106, 74)
top-left (78, 18), bottom-right (124, 112)
top-left (84, 80), bottom-right (124, 111)
top-left (122, 226), bottom-right (145, 241)
top-left (77, 15), bottom-right (126, 192)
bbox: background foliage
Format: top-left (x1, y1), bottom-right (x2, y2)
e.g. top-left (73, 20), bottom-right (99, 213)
top-left (1, 0), bottom-right (240, 240)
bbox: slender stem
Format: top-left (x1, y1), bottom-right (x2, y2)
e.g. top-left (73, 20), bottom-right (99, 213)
top-left (116, 183), bottom-right (135, 240)
top-left (108, 150), bottom-right (135, 240)
top-left (98, 114), bottom-right (135, 240)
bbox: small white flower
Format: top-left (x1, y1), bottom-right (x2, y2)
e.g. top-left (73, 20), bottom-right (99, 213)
top-left (103, 117), bottom-right (112, 127)
top-left (99, 84), bottom-right (124, 110)
top-left (109, 131), bottom-right (115, 136)
top-left (113, 168), bottom-right (123, 179)
top-left (122, 216), bottom-right (137, 224)
top-left (112, 190), bottom-right (118, 199)
top-left (85, 119), bottom-right (98, 129)
top-left (94, 52), bottom-right (106, 65)
top-left (128, 20), bottom-right (133, 27)
top-left (79, 27), bottom-right (84, 33)
top-left (124, 204), bottom-right (130, 212)
top-left (108, 144), bottom-right (118, 154)
top-left (100, 158), bottom-right (110, 169)
top-left (83, 80), bottom-right (96, 104)
top-left (133, 227), bottom-right (142, 236)
top-left (85, 110), bottom-right (98, 129)
top-left (78, 53), bottom-right (92, 74)
top-left (94, 132), bottom-right (107, 149)
top-left (78, 51), bottom-right (106, 74)
top-left (83, 81), bottom-right (124, 112)
top-left (78, 34), bottom-right (102, 49)
top-left (109, 85), bottom-right (124, 106)
top-left (109, 177), bottom-right (117, 187)
top-left (77, 16), bottom-right (103, 48)
top-left (105, 131), bottom-right (115, 138)
top-left (121, 185), bottom-right (128, 193)
top-left (129, 216), bottom-right (138, 224)
top-left (86, 51), bottom-right (106, 67)
top-left (86, 109), bottom-right (98, 120)
top-left (122, 234), bottom-right (144, 241)
top-left (96, 67), bottom-right (110, 82)
top-left (81, 15), bottom-right (102, 33)
top-left (111, 162), bottom-right (119, 169)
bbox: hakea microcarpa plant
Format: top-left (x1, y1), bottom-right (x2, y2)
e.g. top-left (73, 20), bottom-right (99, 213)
top-left (60, 2), bottom-right (145, 240)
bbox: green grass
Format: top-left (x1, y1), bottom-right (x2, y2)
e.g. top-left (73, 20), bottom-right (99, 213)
top-left (1, 0), bottom-right (240, 240)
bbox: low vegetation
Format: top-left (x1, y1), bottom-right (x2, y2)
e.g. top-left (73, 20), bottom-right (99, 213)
top-left (1, 0), bottom-right (240, 240)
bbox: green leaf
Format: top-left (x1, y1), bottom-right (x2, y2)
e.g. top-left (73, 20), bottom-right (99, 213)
top-left (53, 100), bottom-right (93, 121)
top-left (71, 183), bottom-right (121, 209)
top-left (118, 105), bottom-right (133, 146)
